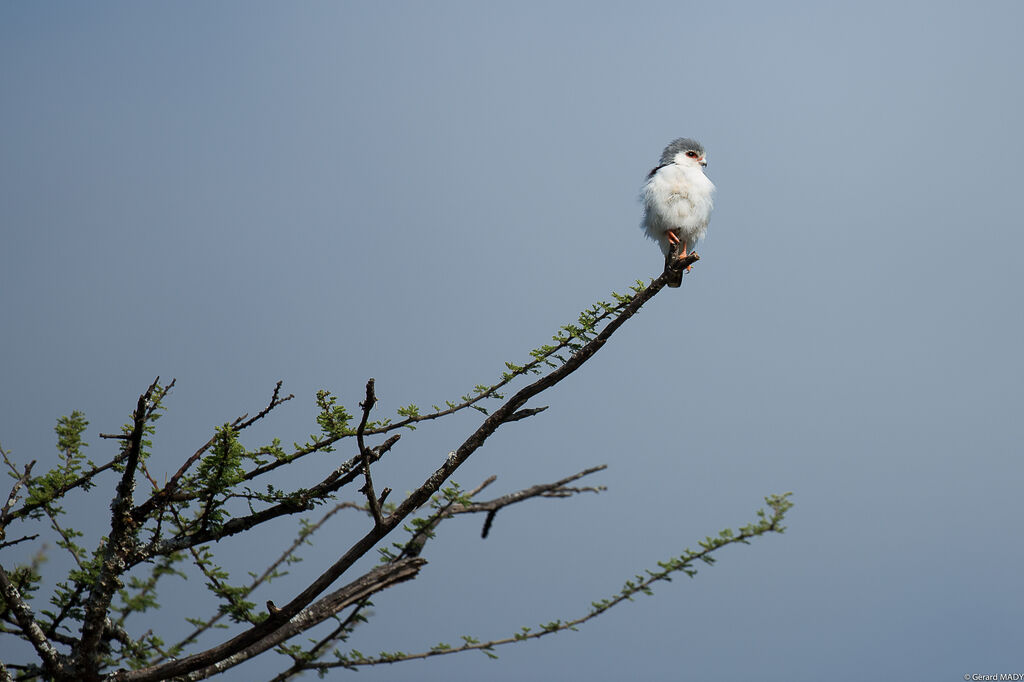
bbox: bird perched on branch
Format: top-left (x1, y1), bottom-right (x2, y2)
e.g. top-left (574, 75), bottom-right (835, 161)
top-left (641, 138), bottom-right (715, 287)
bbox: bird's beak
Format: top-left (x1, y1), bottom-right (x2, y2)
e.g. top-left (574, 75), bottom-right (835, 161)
top-left (699, 157), bottom-right (708, 168)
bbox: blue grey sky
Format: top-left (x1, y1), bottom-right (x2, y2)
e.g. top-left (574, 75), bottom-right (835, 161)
top-left (2, 2), bottom-right (1022, 680)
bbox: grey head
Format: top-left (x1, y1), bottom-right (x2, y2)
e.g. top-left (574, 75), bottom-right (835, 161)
top-left (659, 137), bottom-right (705, 165)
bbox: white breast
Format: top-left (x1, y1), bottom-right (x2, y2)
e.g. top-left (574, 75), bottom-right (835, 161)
top-left (641, 164), bottom-right (715, 256)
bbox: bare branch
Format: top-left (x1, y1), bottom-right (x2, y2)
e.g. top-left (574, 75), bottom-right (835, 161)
top-left (233, 381), bottom-right (294, 432)
top-left (452, 465), bottom-right (607, 538)
top-left (404, 466), bottom-right (607, 554)
top-left (457, 465), bottom-right (607, 514)
top-left (0, 533), bottom-right (39, 550)
top-left (356, 379), bottom-right (384, 527)
top-left (467, 475), bottom-right (497, 498)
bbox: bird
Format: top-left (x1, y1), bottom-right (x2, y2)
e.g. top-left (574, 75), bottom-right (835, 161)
top-left (640, 138), bottom-right (715, 287)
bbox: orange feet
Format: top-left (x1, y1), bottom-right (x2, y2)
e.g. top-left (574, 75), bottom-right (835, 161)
top-left (665, 231), bottom-right (693, 272)
top-left (664, 231), bottom-right (687, 257)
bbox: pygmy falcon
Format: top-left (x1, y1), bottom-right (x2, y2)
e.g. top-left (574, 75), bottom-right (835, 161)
top-left (640, 138), bottom-right (715, 287)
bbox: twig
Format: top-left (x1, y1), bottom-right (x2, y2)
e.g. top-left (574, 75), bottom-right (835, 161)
top-left (452, 465), bottom-right (608, 538)
top-left (460, 465), bottom-right (607, 511)
top-left (244, 432), bottom-right (400, 488)
top-left (234, 381), bottom-right (294, 432)
top-left (405, 466), bottom-right (606, 550)
top-left (0, 458), bottom-right (34, 538)
top-left (356, 379), bottom-right (384, 527)
top-left (0, 533), bottom-right (38, 550)
top-left (467, 475), bottom-right (498, 498)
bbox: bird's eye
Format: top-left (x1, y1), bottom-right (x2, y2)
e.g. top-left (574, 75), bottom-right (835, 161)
top-left (685, 151), bottom-right (698, 158)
